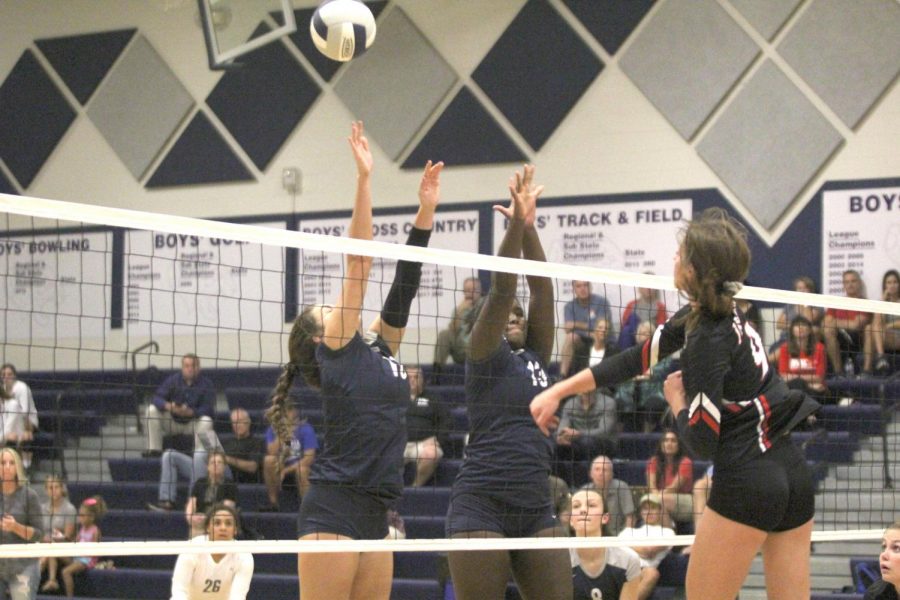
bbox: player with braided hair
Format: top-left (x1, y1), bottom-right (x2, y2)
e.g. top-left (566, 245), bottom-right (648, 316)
top-left (266, 122), bottom-right (443, 600)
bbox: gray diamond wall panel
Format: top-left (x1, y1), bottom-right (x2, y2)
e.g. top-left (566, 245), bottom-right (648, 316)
top-left (0, 50), bottom-right (76, 189)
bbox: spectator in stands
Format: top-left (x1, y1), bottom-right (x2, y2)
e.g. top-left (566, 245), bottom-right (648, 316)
top-left (0, 364), bottom-right (39, 471)
top-left (186, 451), bottom-right (237, 538)
top-left (43, 495), bottom-right (106, 597)
top-left (38, 475), bottom-right (76, 586)
top-left (867, 521), bottom-right (900, 600)
top-left (433, 277), bottom-right (482, 369)
top-left (868, 269), bottom-right (900, 375)
top-left (144, 353), bottom-right (215, 458)
top-left (823, 270), bottom-right (872, 375)
top-left (170, 504), bottom-right (254, 600)
top-left (404, 366), bottom-right (450, 487)
top-left (618, 493), bottom-right (676, 600)
top-left (614, 321), bottom-right (674, 433)
top-left (555, 390), bottom-right (617, 486)
top-left (579, 455), bottom-right (635, 536)
top-left (261, 404), bottom-right (317, 511)
top-left (561, 280), bottom-right (614, 377)
top-left (619, 280), bottom-right (667, 349)
top-left (777, 315), bottom-right (828, 403)
top-left (148, 408), bottom-right (263, 513)
top-left (569, 488), bottom-right (641, 599)
top-left (768, 276), bottom-right (823, 362)
top-left (587, 317), bottom-right (619, 373)
top-left (0, 447), bottom-right (42, 599)
top-left (645, 429), bottom-right (693, 526)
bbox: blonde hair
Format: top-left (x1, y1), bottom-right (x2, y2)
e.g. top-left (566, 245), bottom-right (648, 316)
top-left (0, 447), bottom-right (27, 485)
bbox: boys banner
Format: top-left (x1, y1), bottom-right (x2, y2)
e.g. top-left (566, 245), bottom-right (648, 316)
top-left (822, 187), bottom-right (900, 298)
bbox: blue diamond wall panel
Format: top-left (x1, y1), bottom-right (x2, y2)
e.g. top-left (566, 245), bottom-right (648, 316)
top-left (473, 0), bottom-right (603, 151)
top-left (276, 2), bottom-right (388, 82)
top-left (86, 36), bottom-right (194, 180)
top-left (777, 0), bottom-right (900, 129)
top-left (729, 0), bottom-right (801, 41)
top-left (620, 0), bottom-right (759, 140)
top-left (36, 29), bottom-right (136, 106)
top-left (402, 87), bottom-right (525, 169)
top-left (206, 23), bottom-right (320, 172)
top-left (146, 111), bottom-right (254, 188)
top-left (563, 0), bottom-right (655, 55)
top-left (334, 7), bottom-right (457, 161)
top-left (0, 50), bottom-right (76, 189)
top-left (697, 61), bottom-right (843, 230)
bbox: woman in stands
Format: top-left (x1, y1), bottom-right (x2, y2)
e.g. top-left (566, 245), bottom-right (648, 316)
top-left (777, 314), bottom-right (828, 402)
top-left (570, 488), bottom-right (641, 600)
top-left (39, 475), bottom-right (77, 590)
top-left (645, 429), bottom-right (693, 526)
top-left (0, 364), bottom-right (39, 471)
top-left (868, 269), bottom-right (900, 375)
top-left (532, 207), bottom-right (820, 599)
top-left (267, 122), bottom-right (443, 600)
top-left (446, 166), bottom-right (572, 599)
top-left (0, 447), bottom-right (43, 599)
top-left (867, 521), bottom-right (900, 599)
top-left (186, 451), bottom-right (237, 539)
top-left (170, 504), bottom-right (254, 600)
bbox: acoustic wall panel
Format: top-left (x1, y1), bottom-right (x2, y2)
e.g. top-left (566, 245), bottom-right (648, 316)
top-left (563, 0), bottom-right (655, 55)
top-left (86, 36), bottom-right (194, 180)
top-left (697, 61), bottom-right (843, 230)
top-left (729, 0), bottom-right (800, 41)
top-left (36, 29), bottom-right (136, 105)
top-left (620, 0), bottom-right (759, 140)
top-left (0, 168), bottom-right (16, 195)
top-left (777, 0), bottom-right (900, 129)
top-left (334, 7), bottom-right (457, 161)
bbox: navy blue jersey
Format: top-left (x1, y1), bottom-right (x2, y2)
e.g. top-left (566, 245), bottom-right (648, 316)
top-left (312, 332), bottom-right (409, 502)
top-left (454, 339), bottom-right (553, 508)
top-left (570, 547), bottom-right (641, 600)
top-left (591, 304), bottom-right (819, 467)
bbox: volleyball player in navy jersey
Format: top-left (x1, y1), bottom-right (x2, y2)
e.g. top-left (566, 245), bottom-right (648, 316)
top-left (531, 208), bottom-right (820, 600)
top-left (446, 165), bottom-right (572, 600)
top-left (267, 122), bottom-right (443, 600)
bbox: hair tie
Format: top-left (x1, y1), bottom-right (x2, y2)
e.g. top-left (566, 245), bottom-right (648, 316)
top-left (83, 498), bottom-right (97, 506)
top-left (720, 281), bottom-right (743, 295)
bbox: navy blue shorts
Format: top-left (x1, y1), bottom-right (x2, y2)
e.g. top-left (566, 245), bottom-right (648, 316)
top-left (707, 437), bottom-right (814, 532)
top-left (297, 484), bottom-right (389, 540)
top-left (446, 492), bottom-right (557, 538)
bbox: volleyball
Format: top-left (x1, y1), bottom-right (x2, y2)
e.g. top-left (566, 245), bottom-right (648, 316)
top-left (310, 0), bottom-right (377, 62)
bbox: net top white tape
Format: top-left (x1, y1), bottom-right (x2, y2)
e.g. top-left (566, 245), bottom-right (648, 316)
top-left (0, 529), bottom-right (883, 559)
top-left (1, 192), bottom-right (898, 315)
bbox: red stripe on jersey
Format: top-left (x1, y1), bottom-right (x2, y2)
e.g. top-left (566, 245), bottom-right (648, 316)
top-left (758, 394), bottom-right (772, 449)
top-left (724, 402), bottom-right (742, 413)
top-left (701, 411), bottom-right (721, 436)
top-left (641, 339), bottom-right (650, 372)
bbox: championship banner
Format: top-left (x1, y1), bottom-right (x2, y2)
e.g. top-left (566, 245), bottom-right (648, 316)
top-left (297, 210), bottom-right (480, 328)
top-left (0, 231), bottom-right (111, 341)
top-left (124, 223), bottom-right (286, 335)
top-left (822, 187), bottom-right (900, 298)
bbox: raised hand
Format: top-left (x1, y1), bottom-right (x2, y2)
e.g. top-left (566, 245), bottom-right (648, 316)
top-left (348, 121), bottom-right (373, 177)
top-left (417, 160), bottom-right (445, 212)
top-left (494, 164), bottom-right (543, 227)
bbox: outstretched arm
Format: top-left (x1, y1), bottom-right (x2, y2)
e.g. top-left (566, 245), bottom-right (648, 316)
top-left (323, 122), bottom-right (374, 350)
top-left (468, 166), bottom-right (535, 362)
top-left (370, 160), bottom-right (444, 355)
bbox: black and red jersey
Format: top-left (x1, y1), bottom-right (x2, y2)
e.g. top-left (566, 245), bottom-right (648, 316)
top-left (591, 304), bottom-right (819, 466)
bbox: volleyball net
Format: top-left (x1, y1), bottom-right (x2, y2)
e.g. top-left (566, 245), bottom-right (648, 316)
top-left (0, 190), bottom-right (898, 572)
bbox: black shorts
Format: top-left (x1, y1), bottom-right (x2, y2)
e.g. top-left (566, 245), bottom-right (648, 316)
top-left (446, 492), bottom-right (557, 538)
top-left (707, 438), bottom-right (814, 532)
top-left (297, 484), bottom-right (388, 540)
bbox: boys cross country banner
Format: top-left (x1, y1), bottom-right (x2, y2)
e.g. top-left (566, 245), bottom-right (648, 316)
top-left (822, 187), bottom-right (900, 297)
top-left (0, 231), bottom-right (111, 342)
top-left (492, 198), bottom-right (691, 316)
top-left (123, 224), bottom-right (286, 335)
top-left (296, 210), bottom-right (480, 329)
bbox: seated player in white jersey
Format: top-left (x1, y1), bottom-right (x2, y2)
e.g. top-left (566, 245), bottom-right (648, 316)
top-left (170, 504), bottom-right (254, 600)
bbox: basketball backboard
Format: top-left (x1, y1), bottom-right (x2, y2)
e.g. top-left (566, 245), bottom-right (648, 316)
top-left (198, 0), bottom-right (296, 69)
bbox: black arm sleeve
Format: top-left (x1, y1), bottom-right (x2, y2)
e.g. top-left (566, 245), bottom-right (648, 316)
top-left (380, 226), bottom-right (432, 328)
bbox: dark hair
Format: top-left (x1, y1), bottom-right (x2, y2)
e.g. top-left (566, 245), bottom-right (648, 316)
top-left (677, 208), bottom-right (750, 328)
top-left (787, 315), bottom-right (815, 357)
top-left (0, 363), bottom-right (15, 400)
top-left (653, 429), bottom-right (686, 491)
top-left (883, 269), bottom-right (900, 299)
top-left (266, 307), bottom-right (319, 454)
top-left (203, 502), bottom-right (241, 536)
top-left (80, 495), bottom-right (108, 522)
